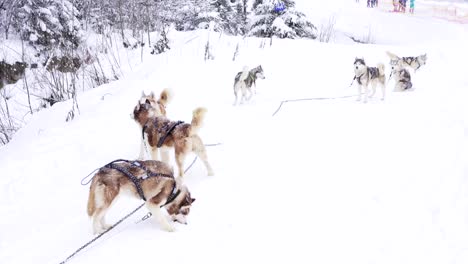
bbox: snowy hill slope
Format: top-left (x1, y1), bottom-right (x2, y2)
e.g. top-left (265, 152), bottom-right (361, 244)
top-left (1, 1), bottom-right (467, 264)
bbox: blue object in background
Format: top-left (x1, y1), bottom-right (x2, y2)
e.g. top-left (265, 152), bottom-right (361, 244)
top-left (274, 1), bottom-right (285, 12)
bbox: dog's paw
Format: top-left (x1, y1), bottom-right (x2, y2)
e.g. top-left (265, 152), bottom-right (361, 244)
top-left (93, 226), bottom-right (107, 235)
top-left (207, 170), bottom-right (214, 176)
top-left (163, 224), bottom-right (175, 232)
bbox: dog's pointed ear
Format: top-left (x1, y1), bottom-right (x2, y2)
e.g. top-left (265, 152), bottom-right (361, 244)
top-left (191, 198), bottom-right (196, 203)
top-left (141, 91), bottom-right (146, 97)
top-left (150, 91), bottom-right (155, 98)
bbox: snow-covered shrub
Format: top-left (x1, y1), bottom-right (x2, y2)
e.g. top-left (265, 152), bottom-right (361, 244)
top-left (248, 0), bottom-right (317, 39)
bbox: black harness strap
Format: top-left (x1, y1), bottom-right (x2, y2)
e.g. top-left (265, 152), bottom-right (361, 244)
top-left (162, 183), bottom-right (181, 207)
top-left (105, 161), bottom-right (146, 200)
top-left (414, 60), bottom-right (421, 70)
top-left (368, 67), bottom-right (379, 79)
top-left (355, 72), bottom-right (365, 85)
top-left (142, 120), bottom-right (149, 139)
top-left (403, 57), bottom-right (414, 65)
top-left (157, 120), bottom-right (184, 148)
top-left (103, 160), bottom-right (174, 202)
top-left (403, 56), bottom-right (421, 70)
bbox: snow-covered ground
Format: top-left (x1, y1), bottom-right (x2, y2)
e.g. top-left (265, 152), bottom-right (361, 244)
top-left (1, 0), bottom-right (467, 264)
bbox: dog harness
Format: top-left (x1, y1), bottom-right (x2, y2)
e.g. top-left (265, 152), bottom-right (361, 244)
top-left (245, 72), bottom-right (256, 88)
top-left (368, 67), bottom-right (379, 79)
top-left (141, 120), bottom-right (184, 148)
top-left (103, 159), bottom-right (180, 206)
top-left (156, 120), bottom-right (184, 148)
top-left (356, 67), bottom-right (380, 85)
top-left (402, 56), bottom-right (421, 70)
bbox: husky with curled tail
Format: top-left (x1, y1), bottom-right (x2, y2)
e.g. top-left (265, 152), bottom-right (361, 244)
top-left (133, 101), bottom-right (214, 178)
top-left (233, 65), bottom-right (265, 105)
top-left (353, 58), bottom-right (386, 103)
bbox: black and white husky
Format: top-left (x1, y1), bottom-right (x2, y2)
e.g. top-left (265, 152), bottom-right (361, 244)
top-left (353, 58), bottom-right (386, 103)
top-left (389, 61), bottom-right (413, 91)
top-left (233, 65), bottom-right (265, 105)
top-left (386, 51), bottom-right (427, 72)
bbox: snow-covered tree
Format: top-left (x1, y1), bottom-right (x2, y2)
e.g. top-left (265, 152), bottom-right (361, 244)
top-left (12, 0), bottom-right (83, 52)
top-left (211, 0), bottom-right (243, 35)
top-left (0, 0), bottom-right (17, 39)
top-left (248, 0), bottom-right (317, 39)
top-left (154, 0), bottom-right (218, 32)
top-left (235, 0), bottom-right (249, 35)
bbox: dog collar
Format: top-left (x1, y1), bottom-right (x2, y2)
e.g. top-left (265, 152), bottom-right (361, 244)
top-left (161, 182), bottom-right (181, 207)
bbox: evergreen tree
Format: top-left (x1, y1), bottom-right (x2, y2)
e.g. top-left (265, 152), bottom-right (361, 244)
top-left (211, 0), bottom-right (245, 35)
top-left (248, 0), bottom-right (317, 39)
top-left (236, 0), bottom-right (249, 35)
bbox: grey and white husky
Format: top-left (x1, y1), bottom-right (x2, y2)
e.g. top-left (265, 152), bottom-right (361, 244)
top-left (233, 65), bottom-right (265, 105)
top-left (386, 51), bottom-right (427, 72)
top-left (389, 61), bottom-right (413, 91)
top-left (353, 58), bottom-right (386, 103)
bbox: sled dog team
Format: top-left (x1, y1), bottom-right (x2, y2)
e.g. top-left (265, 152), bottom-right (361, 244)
top-left (231, 50), bottom-right (426, 105)
top-left (86, 50), bottom-right (427, 234)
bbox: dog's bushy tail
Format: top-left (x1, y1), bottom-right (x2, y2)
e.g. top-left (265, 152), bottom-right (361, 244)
top-left (239, 66), bottom-right (249, 82)
top-left (191, 107), bottom-right (207, 135)
top-left (87, 178), bottom-right (98, 216)
top-left (385, 51), bottom-right (399, 59)
top-left (377, 63), bottom-right (385, 75)
top-left (158, 88), bottom-right (172, 106)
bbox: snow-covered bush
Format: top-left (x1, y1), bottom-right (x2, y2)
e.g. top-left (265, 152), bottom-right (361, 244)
top-left (249, 0), bottom-right (317, 39)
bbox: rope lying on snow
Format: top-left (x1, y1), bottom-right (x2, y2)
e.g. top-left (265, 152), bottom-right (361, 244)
top-left (59, 143), bottom-right (223, 264)
top-left (59, 203), bottom-right (145, 264)
top-left (271, 95), bottom-right (357, 117)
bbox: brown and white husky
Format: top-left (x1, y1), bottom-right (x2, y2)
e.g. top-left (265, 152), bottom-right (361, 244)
top-left (133, 89), bottom-right (171, 160)
top-left (133, 92), bottom-right (214, 178)
top-left (87, 160), bottom-right (195, 234)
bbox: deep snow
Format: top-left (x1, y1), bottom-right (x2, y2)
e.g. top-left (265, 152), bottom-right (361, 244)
top-left (1, 1), bottom-right (467, 264)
